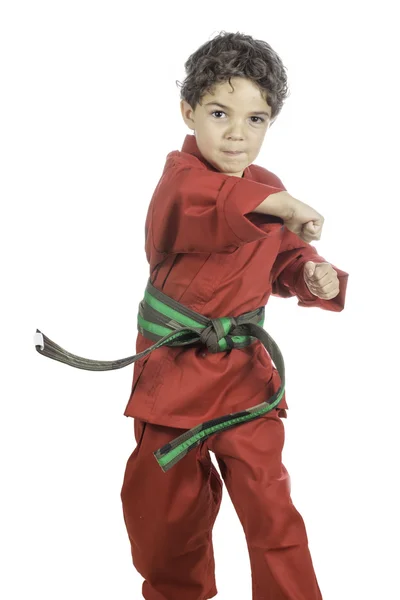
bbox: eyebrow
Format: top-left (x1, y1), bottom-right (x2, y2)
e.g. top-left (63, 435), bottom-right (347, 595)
top-left (204, 101), bottom-right (271, 118)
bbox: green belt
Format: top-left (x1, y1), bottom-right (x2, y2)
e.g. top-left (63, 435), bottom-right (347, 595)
top-left (34, 278), bottom-right (285, 473)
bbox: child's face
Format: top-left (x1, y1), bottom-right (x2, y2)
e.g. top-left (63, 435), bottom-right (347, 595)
top-left (180, 77), bottom-right (273, 177)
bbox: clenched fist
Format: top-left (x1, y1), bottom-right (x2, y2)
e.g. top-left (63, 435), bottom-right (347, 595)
top-left (303, 261), bottom-right (340, 300)
top-left (283, 197), bottom-right (324, 243)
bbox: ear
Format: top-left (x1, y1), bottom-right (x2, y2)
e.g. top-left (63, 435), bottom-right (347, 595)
top-left (180, 100), bottom-right (195, 130)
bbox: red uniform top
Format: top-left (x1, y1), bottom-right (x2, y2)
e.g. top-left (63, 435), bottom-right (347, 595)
top-left (123, 134), bottom-right (349, 428)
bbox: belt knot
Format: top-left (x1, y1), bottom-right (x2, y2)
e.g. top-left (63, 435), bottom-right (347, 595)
top-left (199, 317), bottom-right (238, 353)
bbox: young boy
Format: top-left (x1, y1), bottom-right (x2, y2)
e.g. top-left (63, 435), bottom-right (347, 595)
top-left (119, 32), bottom-right (348, 600)
top-left (35, 31), bottom-right (348, 600)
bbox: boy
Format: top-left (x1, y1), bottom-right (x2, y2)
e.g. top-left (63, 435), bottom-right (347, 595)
top-left (35, 31), bottom-right (348, 600)
top-left (120, 32), bottom-right (348, 599)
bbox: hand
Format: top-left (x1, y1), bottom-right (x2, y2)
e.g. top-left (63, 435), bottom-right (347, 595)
top-left (283, 197), bottom-right (324, 243)
top-left (303, 261), bottom-right (340, 299)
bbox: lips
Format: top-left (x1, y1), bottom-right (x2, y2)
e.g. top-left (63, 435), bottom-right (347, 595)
top-left (224, 150), bottom-right (243, 155)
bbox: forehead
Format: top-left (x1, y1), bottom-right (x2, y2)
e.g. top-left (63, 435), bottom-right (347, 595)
top-left (201, 78), bottom-right (270, 114)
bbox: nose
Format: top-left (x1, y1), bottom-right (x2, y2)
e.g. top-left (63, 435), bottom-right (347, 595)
top-left (225, 120), bottom-right (245, 139)
top-left (226, 130), bottom-right (244, 141)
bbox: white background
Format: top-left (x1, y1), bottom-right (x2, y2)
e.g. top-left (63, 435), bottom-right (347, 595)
top-left (1, 1), bottom-right (399, 598)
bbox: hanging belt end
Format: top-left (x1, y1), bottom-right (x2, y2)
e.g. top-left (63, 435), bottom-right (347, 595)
top-left (34, 330), bottom-right (44, 351)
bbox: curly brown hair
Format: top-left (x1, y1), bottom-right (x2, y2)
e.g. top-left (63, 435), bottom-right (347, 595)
top-left (176, 31), bottom-right (290, 126)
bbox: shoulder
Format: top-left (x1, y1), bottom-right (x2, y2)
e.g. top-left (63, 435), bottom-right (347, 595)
top-left (247, 163), bottom-right (286, 190)
top-left (165, 150), bottom-right (207, 171)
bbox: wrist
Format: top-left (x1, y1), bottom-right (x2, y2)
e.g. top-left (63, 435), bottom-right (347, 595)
top-left (265, 191), bottom-right (296, 220)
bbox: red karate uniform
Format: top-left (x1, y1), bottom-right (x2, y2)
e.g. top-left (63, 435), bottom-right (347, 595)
top-left (121, 134), bottom-right (349, 600)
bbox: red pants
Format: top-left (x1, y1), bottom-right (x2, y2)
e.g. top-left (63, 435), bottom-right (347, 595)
top-left (120, 411), bottom-right (323, 600)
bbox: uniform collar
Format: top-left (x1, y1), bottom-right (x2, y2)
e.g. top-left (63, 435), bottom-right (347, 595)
top-left (181, 134), bottom-right (251, 179)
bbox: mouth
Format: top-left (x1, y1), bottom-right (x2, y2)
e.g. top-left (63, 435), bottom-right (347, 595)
top-left (223, 151), bottom-right (243, 155)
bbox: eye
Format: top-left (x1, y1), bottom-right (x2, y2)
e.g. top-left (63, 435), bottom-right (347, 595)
top-left (211, 111), bottom-right (265, 124)
top-left (211, 111), bottom-right (226, 119)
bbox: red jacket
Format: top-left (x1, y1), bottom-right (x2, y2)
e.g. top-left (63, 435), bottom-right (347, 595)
top-left (123, 134), bottom-right (349, 427)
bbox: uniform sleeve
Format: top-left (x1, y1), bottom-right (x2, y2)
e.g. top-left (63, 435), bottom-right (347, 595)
top-left (151, 160), bottom-right (286, 254)
top-left (271, 227), bottom-right (349, 311)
